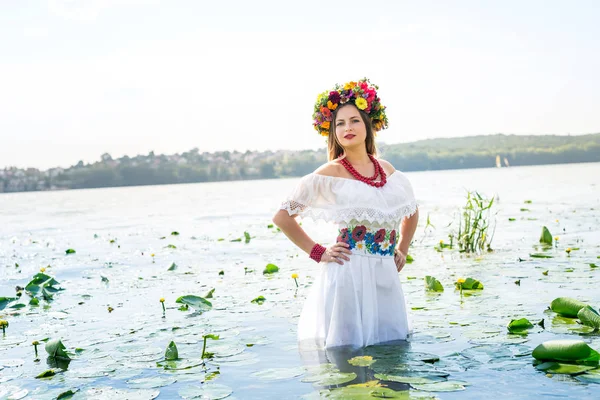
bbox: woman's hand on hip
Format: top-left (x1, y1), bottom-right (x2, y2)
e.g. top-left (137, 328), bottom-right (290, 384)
top-left (394, 248), bottom-right (407, 272)
top-left (321, 242), bottom-right (352, 265)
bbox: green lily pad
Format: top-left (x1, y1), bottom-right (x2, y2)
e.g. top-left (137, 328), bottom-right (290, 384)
top-left (348, 356), bottom-right (376, 367)
top-left (126, 375), bottom-right (177, 389)
top-left (165, 341), bottom-right (178, 361)
top-left (263, 263), bottom-right (279, 274)
top-left (0, 359), bottom-right (25, 367)
top-left (251, 366), bottom-right (305, 381)
top-left (575, 374), bottom-right (600, 383)
top-left (412, 380), bottom-right (468, 392)
top-left (57, 389), bottom-right (79, 399)
top-left (0, 297), bottom-right (17, 310)
top-left (374, 373), bottom-right (442, 384)
top-left (65, 249), bottom-right (76, 254)
top-left (539, 226), bottom-right (553, 245)
top-left (156, 359), bottom-right (204, 370)
top-left (455, 278), bottom-right (483, 290)
top-left (0, 386), bottom-right (28, 400)
top-left (35, 369), bottom-right (56, 379)
top-left (178, 383), bottom-right (232, 399)
top-left (532, 340), bottom-right (600, 364)
top-left (535, 361), bottom-right (595, 375)
top-left (175, 295), bottom-right (212, 313)
top-left (550, 297), bottom-right (588, 318)
top-left (82, 386), bottom-right (160, 399)
top-left (507, 318), bottom-right (534, 334)
top-left (578, 306), bottom-right (600, 330)
top-left (530, 253), bottom-right (553, 258)
top-left (302, 364), bottom-right (357, 386)
top-left (306, 385), bottom-right (421, 399)
top-left (45, 338), bottom-right (71, 360)
top-left (424, 276), bottom-right (443, 292)
top-left (250, 296), bottom-right (266, 305)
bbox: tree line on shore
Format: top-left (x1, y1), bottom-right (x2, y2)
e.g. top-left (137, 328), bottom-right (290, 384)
top-left (1, 133), bottom-right (599, 193)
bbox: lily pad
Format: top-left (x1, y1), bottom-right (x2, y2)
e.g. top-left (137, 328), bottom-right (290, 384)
top-left (156, 359), bottom-right (204, 370)
top-left (507, 318), bottom-right (534, 334)
top-left (532, 340), bottom-right (600, 364)
top-left (0, 297), bottom-right (17, 310)
top-left (578, 306), bottom-right (600, 330)
top-left (251, 366), bottom-right (305, 381)
top-left (374, 373), bottom-right (443, 384)
top-left (306, 385), bottom-right (419, 399)
top-left (348, 356), bottom-right (376, 367)
top-left (412, 380), bottom-right (468, 392)
top-left (575, 374), bottom-right (600, 384)
top-left (263, 263), bottom-right (279, 274)
top-left (45, 338), bottom-right (71, 360)
top-left (550, 297), bottom-right (588, 318)
top-left (530, 253), bottom-right (553, 258)
top-left (165, 341), bottom-right (178, 360)
top-left (424, 276), bottom-right (443, 292)
top-left (82, 386), bottom-right (160, 399)
top-left (0, 386), bottom-right (28, 400)
top-left (539, 226), bottom-right (553, 245)
top-left (302, 363), bottom-right (357, 386)
top-left (127, 375), bottom-right (177, 389)
top-left (178, 383), bottom-right (232, 399)
top-left (175, 295), bottom-right (212, 313)
top-left (535, 361), bottom-right (595, 375)
top-left (455, 278), bottom-right (483, 290)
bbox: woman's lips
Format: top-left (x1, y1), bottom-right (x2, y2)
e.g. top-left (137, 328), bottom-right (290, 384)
top-left (344, 134), bottom-right (356, 139)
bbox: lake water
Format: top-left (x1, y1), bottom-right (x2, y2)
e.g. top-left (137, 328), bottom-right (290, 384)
top-left (1, 162), bottom-right (599, 399)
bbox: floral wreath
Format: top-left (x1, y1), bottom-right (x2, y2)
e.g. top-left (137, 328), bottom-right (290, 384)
top-left (312, 78), bottom-right (389, 137)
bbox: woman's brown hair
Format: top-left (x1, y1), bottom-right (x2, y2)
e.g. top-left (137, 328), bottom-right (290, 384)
top-left (327, 103), bottom-right (378, 161)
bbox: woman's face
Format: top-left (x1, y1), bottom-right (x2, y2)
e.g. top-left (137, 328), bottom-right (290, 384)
top-left (334, 104), bottom-right (367, 150)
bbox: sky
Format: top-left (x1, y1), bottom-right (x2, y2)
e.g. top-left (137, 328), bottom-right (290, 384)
top-left (1, 0), bottom-right (599, 170)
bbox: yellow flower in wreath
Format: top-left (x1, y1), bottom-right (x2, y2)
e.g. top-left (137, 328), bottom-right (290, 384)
top-left (321, 121), bottom-right (330, 130)
top-left (355, 97), bottom-right (368, 110)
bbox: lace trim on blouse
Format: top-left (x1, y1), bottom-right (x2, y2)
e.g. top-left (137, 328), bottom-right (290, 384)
top-left (279, 172), bottom-right (418, 226)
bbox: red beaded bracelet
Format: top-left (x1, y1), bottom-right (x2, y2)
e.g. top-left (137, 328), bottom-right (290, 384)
top-left (309, 244), bottom-right (327, 263)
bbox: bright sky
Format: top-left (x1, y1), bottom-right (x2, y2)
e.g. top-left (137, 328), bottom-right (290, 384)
top-left (1, 0), bottom-right (599, 170)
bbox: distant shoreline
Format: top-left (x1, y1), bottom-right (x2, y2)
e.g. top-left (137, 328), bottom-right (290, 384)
top-left (1, 159), bottom-right (599, 196)
top-left (1, 133), bottom-right (599, 194)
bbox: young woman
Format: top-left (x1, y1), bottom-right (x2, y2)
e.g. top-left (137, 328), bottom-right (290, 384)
top-left (272, 79), bottom-right (419, 349)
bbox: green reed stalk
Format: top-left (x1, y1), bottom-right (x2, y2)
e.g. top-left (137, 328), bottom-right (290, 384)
top-left (457, 191), bottom-right (495, 253)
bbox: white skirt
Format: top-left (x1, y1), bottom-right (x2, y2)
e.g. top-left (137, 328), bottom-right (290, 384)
top-left (298, 253), bottom-right (410, 349)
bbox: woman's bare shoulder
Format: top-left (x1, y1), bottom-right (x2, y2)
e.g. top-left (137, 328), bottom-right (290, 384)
top-left (313, 161), bottom-right (345, 178)
top-left (377, 158), bottom-right (397, 175)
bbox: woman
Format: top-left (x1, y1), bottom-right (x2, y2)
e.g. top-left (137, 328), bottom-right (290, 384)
top-left (272, 78), bottom-right (419, 349)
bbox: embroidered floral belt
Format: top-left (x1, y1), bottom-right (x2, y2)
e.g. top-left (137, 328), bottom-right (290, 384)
top-left (337, 225), bottom-right (397, 257)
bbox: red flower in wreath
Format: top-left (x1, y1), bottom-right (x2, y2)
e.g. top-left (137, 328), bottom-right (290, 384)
top-left (351, 225), bottom-right (367, 242)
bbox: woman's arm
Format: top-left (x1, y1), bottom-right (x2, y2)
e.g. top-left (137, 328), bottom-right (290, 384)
top-left (272, 210), bottom-right (318, 254)
top-left (397, 208), bottom-right (419, 255)
top-left (272, 210), bottom-right (351, 264)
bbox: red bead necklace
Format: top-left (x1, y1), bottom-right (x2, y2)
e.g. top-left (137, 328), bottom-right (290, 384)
top-left (340, 154), bottom-right (387, 188)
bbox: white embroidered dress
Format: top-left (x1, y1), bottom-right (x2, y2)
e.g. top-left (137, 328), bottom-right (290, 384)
top-left (280, 171), bottom-right (418, 349)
